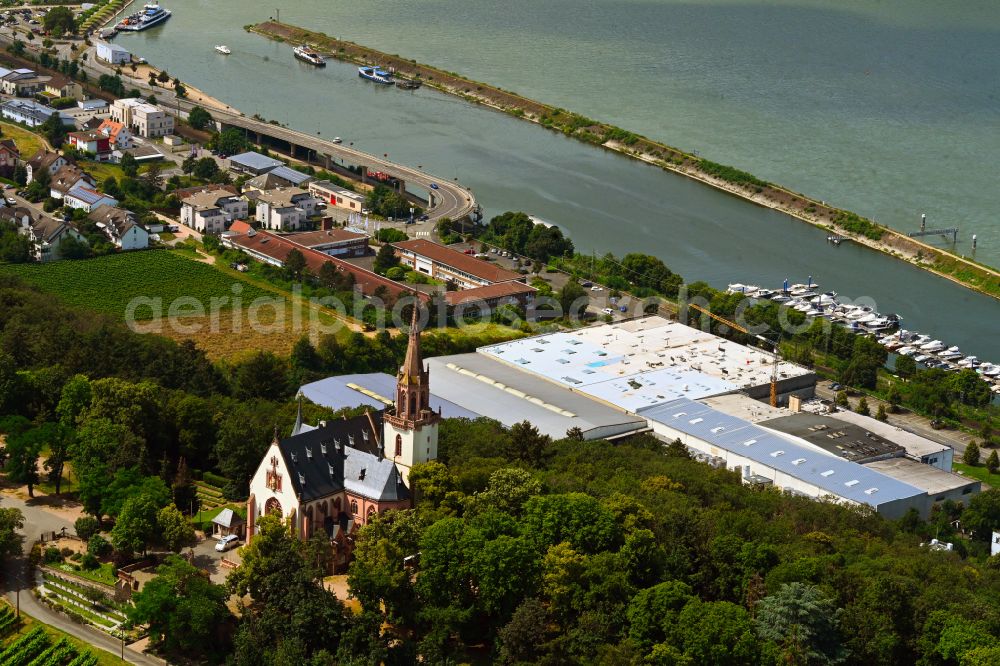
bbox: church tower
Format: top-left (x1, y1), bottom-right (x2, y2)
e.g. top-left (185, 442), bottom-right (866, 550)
top-left (383, 304), bottom-right (439, 484)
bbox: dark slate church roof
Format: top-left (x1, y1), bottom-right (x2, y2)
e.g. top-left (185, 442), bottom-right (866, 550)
top-left (277, 413), bottom-right (409, 503)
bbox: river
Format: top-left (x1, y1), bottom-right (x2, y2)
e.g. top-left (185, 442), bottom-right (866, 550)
top-left (114, 0), bottom-right (1000, 360)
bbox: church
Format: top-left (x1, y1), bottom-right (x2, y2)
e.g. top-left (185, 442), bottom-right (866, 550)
top-left (246, 308), bottom-right (440, 564)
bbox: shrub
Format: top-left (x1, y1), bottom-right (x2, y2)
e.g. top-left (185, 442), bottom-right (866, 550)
top-left (80, 553), bottom-right (99, 570)
top-left (202, 471), bottom-right (230, 489)
top-left (88, 534), bottom-right (111, 558)
top-left (73, 516), bottom-right (101, 541)
top-left (70, 552), bottom-right (81, 561)
top-left (60, 547), bottom-right (74, 558)
top-left (385, 266), bottom-right (406, 280)
top-left (44, 547), bottom-right (62, 564)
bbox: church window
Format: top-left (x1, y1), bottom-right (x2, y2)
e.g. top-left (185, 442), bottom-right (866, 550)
top-left (351, 500), bottom-right (358, 515)
top-left (395, 434), bottom-right (402, 457)
top-left (264, 497), bottom-right (282, 516)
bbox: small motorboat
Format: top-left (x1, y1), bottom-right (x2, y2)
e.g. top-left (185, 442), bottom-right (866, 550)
top-left (332, 137), bottom-right (342, 143)
top-left (913, 354), bottom-right (931, 363)
top-left (957, 356), bottom-right (978, 367)
top-left (897, 346), bottom-right (917, 356)
top-left (937, 346), bottom-right (962, 360)
top-left (920, 340), bottom-right (945, 352)
top-left (215, 45), bottom-right (231, 55)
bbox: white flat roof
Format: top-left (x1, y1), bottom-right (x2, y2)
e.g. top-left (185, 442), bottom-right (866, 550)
top-left (863, 458), bottom-right (977, 495)
top-left (700, 393), bottom-right (790, 423)
top-left (479, 316), bottom-right (811, 412)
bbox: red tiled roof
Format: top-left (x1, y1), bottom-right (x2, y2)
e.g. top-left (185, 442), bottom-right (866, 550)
top-left (444, 281), bottom-right (537, 306)
top-left (228, 229), bottom-right (425, 300)
top-left (228, 220), bottom-right (252, 234)
top-left (392, 239), bottom-right (522, 284)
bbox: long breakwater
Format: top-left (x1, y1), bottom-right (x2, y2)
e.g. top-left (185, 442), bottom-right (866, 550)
top-left (249, 20), bottom-right (1000, 302)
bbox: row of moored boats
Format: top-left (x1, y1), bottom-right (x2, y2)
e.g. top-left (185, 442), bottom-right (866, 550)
top-left (727, 281), bottom-right (1000, 394)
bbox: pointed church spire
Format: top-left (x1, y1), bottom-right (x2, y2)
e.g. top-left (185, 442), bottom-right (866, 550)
top-left (291, 391), bottom-right (304, 436)
top-left (400, 303), bottom-right (424, 384)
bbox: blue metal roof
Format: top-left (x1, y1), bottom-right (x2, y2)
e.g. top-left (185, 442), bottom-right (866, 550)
top-left (300, 373), bottom-right (480, 420)
top-left (267, 165), bottom-right (312, 185)
top-left (228, 151), bottom-right (284, 172)
top-left (642, 398), bottom-right (925, 508)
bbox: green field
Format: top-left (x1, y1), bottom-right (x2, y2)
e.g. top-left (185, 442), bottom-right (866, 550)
top-left (953, 461), bottom-right (999, 489)
top-left (0, 250), bottom-right (274, 321)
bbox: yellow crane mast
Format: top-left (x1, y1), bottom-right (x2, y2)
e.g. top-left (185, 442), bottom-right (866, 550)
top-left (686, 303), bottom-right (780, 407)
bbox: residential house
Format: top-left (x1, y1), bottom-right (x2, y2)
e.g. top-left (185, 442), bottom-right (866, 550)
top-left (64, 185), bottom-right (118, 213)
top-left (96, 41), bottom-right (130, 65)
top-left (26, 150), bottom-right (67, 184)
top-left (255, 187), bottom-right (318, 231)
top-left (96, 119), bottom-right (132, 150)
top-left (50, 164), bottom-right (94, 200)
top-left (1, 99), bottom-right (69, 128)
top-left (245, 165), bottom-right (314, 191)
top-left (308, 180), bottom-right (366, 213)
top-left (88, 205), bottom-right (149, 250)
top-left (0, 69), bottom-right (49, 96)
top-left (227, 151), bottom-right (283, 176)
top-left (2, 206), bottom-right (87, 262)
top-left (179, 186), bottom-right (248, 234)
top-left (109, 98), bottom-right (174, 138)
top-left (0, 140), bottom-right (19, 178)
top-left (443, 281), bottom-right (538, 311)
top-left (44, 75), bottom-right (83, 101)
top-left (67, 130), bottom-right (112, 161)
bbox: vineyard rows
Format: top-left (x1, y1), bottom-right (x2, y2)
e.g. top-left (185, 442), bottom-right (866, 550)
top-left (0, 624), bottom-right (100, 666)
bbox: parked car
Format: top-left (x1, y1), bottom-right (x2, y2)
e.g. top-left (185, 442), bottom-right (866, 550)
top-left (429, 183), bottom-right (439, 190)
top-left (5, 197), bottom-right (15, 205)
top-left (602, 307), bottom-right (614, 315)
top-left (591, 285), bottom-right (603, 292)
top-left (419, 214), bottom-right (429, 221)
top-left (215, 534), bottom-right (240, 552)
top-left (829, 382), bottom-right (843, 391)
top-left (463, 249), bottom-right (474, 254)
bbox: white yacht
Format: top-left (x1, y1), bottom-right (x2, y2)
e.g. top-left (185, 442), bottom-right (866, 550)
top-left (920, 340), bottom-right (945, 352)
top-left (897, 346), bottom-right (917, 356)
top-left (957, 356), bottom-right (978, 368)
top-left (215, 45), bottom-right (231, 55)
top-left (979, 364), bottom-right (1000, 377)
top-left (938, 346), bottom-right (962, 360)
top-left (913, 354), bottom-right (931, 363)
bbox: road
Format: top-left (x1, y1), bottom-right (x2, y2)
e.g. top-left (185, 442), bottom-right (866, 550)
top-left (76, 45), bottom-right (478, 225)
top-left (0, 493), bottom-right (163, 665)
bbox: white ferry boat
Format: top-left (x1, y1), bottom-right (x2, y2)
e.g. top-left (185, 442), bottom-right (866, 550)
top-left (118, 2), bottom-right (171, 31)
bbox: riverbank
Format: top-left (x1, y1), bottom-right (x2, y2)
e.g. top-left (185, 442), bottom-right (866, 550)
top-left (248, 21), bottom-right (1000, 302)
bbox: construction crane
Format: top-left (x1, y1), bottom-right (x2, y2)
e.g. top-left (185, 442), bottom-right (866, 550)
top-left (686, 303), bottom-right (780, 407)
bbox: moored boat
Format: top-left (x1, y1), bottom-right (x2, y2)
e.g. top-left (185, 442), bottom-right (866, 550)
top-left (215, 45), bottom-right (231, 55)
top-left (118, 2), bottom-right (171, 31)
top-left (359, 65), bottom-right (394, 84)
top-left (294, 45), bottom-right (326, 66)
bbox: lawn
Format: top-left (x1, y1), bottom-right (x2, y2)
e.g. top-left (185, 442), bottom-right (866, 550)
top-left (56, 562), bottom-right (117, 587)
top-left (953, 462), bottom-right (999, 488)
top-left (0, 121), bottom-right (46, 157)
top-left (78, 160), bottom-right (125, 184)
top-left (0, 250), bottom-right (273, 321)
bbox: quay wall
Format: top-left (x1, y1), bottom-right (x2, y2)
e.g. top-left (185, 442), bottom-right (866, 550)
top-left (249, 21), bottom-right (1000, 302)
